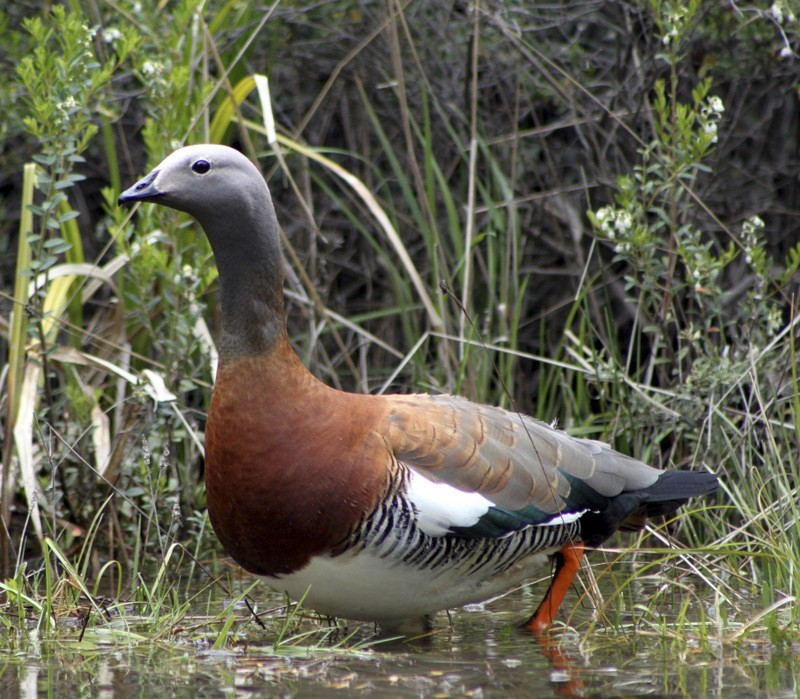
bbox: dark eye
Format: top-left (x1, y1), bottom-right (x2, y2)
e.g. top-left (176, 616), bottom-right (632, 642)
top-left (191, 159), bottom-right (211, 174)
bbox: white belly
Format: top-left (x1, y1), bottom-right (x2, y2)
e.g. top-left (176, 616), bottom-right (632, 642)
top-left (265, 546), bottom-right (556, 630)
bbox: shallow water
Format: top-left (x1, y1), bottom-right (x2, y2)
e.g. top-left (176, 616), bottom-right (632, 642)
top-left (1, 581), bottom-right (798, 697)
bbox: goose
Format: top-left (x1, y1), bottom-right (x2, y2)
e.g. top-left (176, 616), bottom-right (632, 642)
top-left (119, 144), bottom-right (718, 632)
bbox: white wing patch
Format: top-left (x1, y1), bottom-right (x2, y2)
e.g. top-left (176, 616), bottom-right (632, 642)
top-left (540, 509), bottom-right (587, 526)
top-left (406, 470), bottom-right (493, 536)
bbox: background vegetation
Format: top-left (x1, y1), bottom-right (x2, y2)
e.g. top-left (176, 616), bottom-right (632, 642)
top-left (0, 0), bottom-right (798, 648)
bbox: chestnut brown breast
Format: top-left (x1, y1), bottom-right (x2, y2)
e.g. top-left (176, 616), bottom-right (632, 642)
top-left (204, 340), bottom-right (391, 576)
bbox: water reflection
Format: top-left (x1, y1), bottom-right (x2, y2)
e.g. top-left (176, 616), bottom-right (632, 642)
top-left (3, 584), bottom-right (799, 697)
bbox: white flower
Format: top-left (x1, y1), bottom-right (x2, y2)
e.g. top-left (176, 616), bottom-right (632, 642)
top-left (742, 215), bottom-right (765, 243)
top-left (708, 96), bottom-right (724, 114)
top-left (56, 96), bottom-right (79, 114)
top-left (664, 26), bottom-right (680, 43)
top-left (595, 206), bottom-right (612, 224)
top-left (103, 27), bottom-right (123, 43)
top-left (595, 206), bottom-right (616, 237)
top-left (779, 45), bottom-right (794, 59)
top-left (617, 211), bottom-right (631, 233)
top-left (141, 60), bottom-right (162, 76)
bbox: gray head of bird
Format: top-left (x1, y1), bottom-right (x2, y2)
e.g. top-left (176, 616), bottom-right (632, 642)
top-left (118, 144), bottom-right (277, 238)
top-left (119, 144), bottom-right (286, 357)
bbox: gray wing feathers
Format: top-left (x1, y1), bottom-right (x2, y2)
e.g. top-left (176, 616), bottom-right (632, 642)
top-left (382, 393), bottom-right (662, 513)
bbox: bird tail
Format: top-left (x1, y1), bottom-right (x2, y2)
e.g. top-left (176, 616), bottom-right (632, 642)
top-left (582, 470), bottom-right (718, 544)
top-left (638, 469), bottom-right (718, 513)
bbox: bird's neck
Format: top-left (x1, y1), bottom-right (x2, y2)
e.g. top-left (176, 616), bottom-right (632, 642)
top-left (217, 258), bottom-right (285, 361)
top-left (197, 206), bottom-right (287, 362)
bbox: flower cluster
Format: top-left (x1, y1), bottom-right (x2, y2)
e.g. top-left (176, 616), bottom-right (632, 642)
top-left (102, 27), bottom-right (123, 44)
top-left (52, 95), bottom-right (79, 127)
top-left (138, 58), bottom-right (173, 101)
top-left (660, 4), bottom-right (691, 45)
top-left (742, 215), bottom-right (766, 257)
top-left (594, 206), bottom-right (631, 239)
top-left (593, 206), bottom-right (635, 253)
top-left (141, 59), bottom-right (164, 77)
top-left (699, 94), bottom-right (725, 144)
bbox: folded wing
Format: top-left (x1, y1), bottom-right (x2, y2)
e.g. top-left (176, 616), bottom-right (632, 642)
top-left (379, 393), bottom-right (668, 538)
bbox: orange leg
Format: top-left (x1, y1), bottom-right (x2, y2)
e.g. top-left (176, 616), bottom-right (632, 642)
top-left (525, 541), bottom-right (585, 632)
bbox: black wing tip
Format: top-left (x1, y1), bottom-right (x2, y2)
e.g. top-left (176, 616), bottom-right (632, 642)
top-left (580, 470), bottom-right (719, 547)
top-left (648, 469), bottom-right (719, 502)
